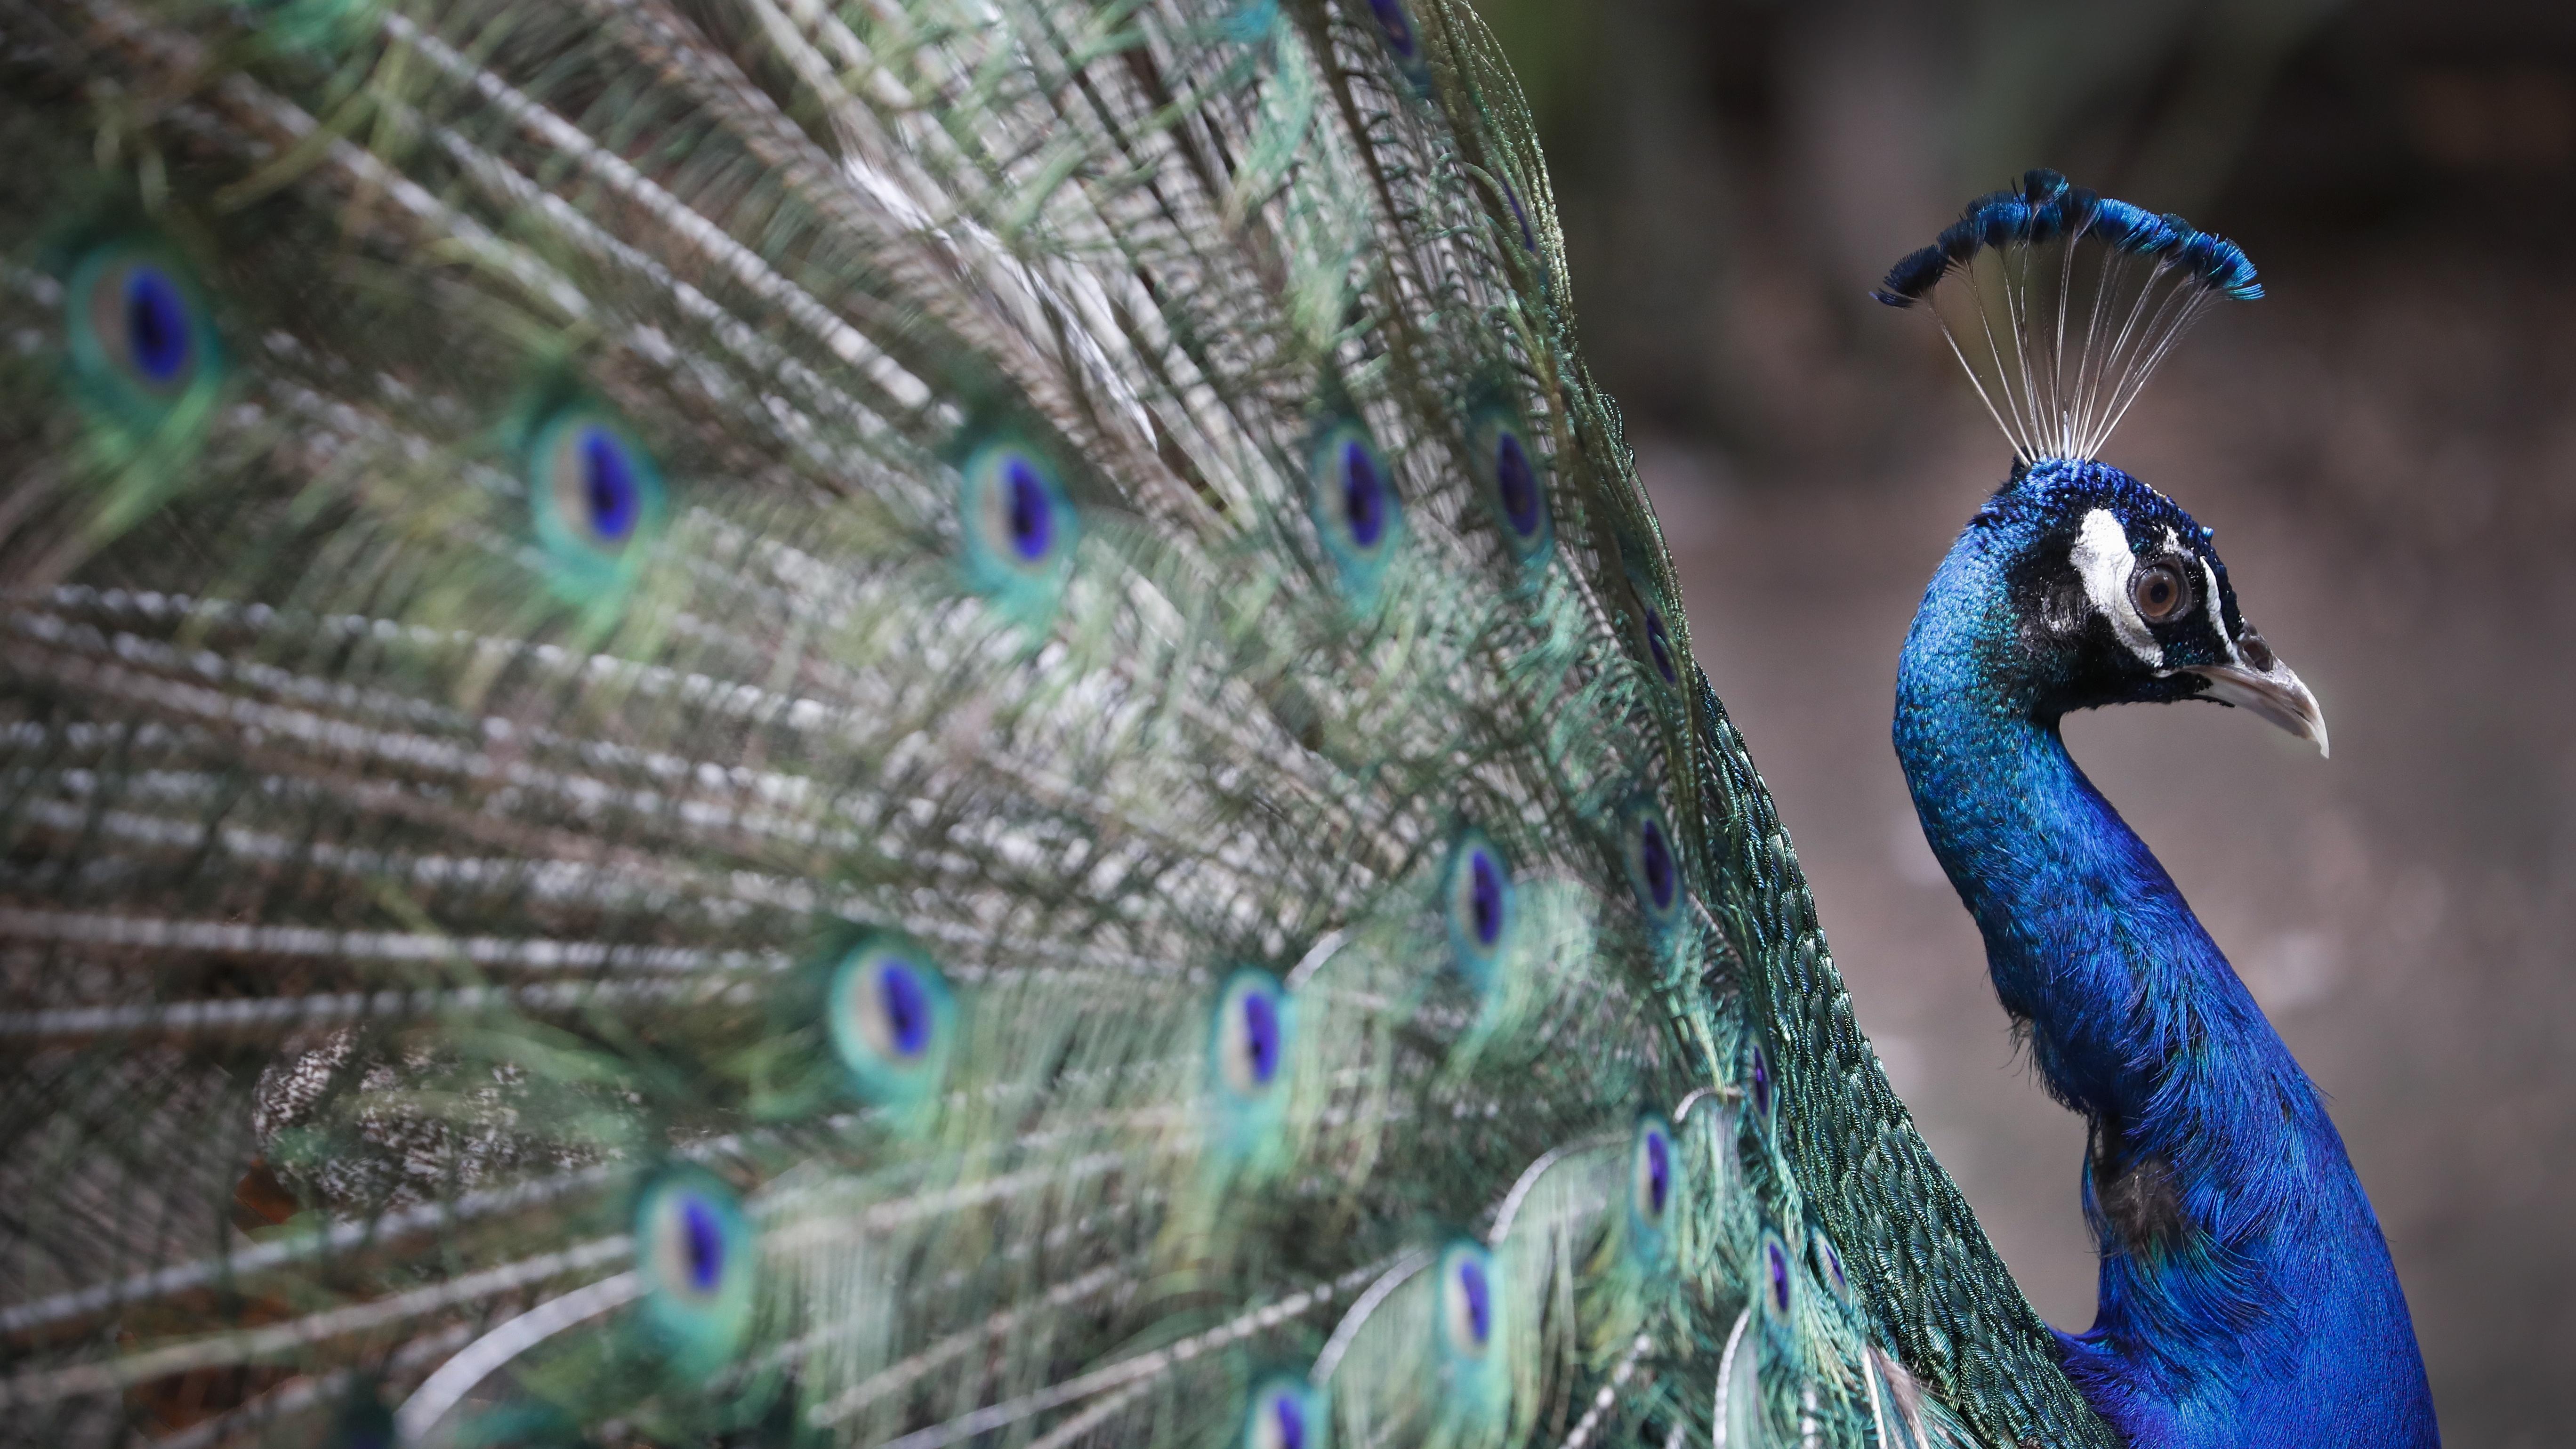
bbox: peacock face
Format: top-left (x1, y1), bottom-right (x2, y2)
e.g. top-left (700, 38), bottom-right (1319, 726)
top-left (1979, 457), bottom-right (2326, 752)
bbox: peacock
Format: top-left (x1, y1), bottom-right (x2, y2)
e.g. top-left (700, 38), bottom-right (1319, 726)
top-left (0, 0), bottom-right (2432, 1445)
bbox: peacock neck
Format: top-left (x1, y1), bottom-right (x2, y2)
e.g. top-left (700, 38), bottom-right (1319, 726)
top-left (1890, 522), bottom-right (2358, 1382)
top-left (1891, 520), bottom-right (2324, 1127)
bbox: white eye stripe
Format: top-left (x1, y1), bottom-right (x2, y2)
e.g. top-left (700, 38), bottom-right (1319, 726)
top-left (2069, 508), bottom-right (2163, 666)
top-left (2199, 555), bottom-right (2238, 661)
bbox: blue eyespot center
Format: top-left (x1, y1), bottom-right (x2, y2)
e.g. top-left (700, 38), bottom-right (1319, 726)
top-left (1644, 609), bottom-right (1677, 683)
top-left (1468, 851), bottom-right (1504, 947)
top-left (1457, 1258), bottom-right (1491, 1344)
top-left (1494, 432), bottom-right (1540, 537)
top-left (1822, 1239), bottom-right (1848, 1296)
top-left (637, 1173), bottom-right (756, 1378)
top-left (1645, 1131), bottom-right (1671, 1215)
top-left (1274, 1394), bottom-right (1306, 1449)
top-left (1639, 819), bottom-right (1675, 909)
top-left (878, 961), bottom-right (931, 1058)
top-left (1307, 421), bottom-right (1401, 603)
top-left (1211, 971), bottom-right (1294, 1129)
top-left (1341, 441), bottom-right (1385, 547)
top-left (1004, 458), bottom-right (1053, 561)
top-left (825, 938), bottom-right (953, 1107)
top-left (581, 427), bottom-right (639, 542)
top-left (1767, 1238), bottom-right (1791, 1312)
top-left (528, 407), bottom-right (663, 600)
top-left (1368, 0), bottom-right (1417, 56)
top-left (123, 266), bottom-right (191, 383)
top-left (1751, 1046), bottom-right (1773, 1120)
top-left (1241, 990), bottom-right (1280, 1084)
top-left (681, 1196), bottom-right (724, 1292)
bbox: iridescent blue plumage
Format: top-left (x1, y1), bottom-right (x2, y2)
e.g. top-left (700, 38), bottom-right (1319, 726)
top-left (1884, 181), bottom-right (2437, 1445)
top-left (1871, 169), bottom-right (2261, 309)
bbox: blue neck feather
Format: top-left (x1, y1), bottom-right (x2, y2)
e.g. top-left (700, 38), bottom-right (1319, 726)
top-left (1893, 491), bottom-right (2438, 1448)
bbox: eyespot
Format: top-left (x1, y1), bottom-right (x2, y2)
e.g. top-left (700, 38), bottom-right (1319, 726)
top-left (1630, 1117), bottom-right (1676, 1240)
top-left (1208, 970), bottom-right (1295, 1161)
top-left (2130, 559), bottom-right (2190, 623)
top-left (1811, 1228), bottom-right (1854, 1305)
top-left (526, 405), bottom-right (665, 603)
top-left (958, 441), bottom-right (1077, 623)
top-left (1642, 605), bottom-right (1679, 684)
top-left (1760, 1229), bottom-right (1793, 1323)
top-left (1622, 805), bottom-right (1682, 931)
top-left (1623, 571), bottom-right (1682, 687)
top-left (1439, 1242), bottom-right (1497, 1358)
top-left (1468, 410), bottom-right (1551, 564)
top-left (64, 243), bottom-right (222, 429)
top-left (1432, 1241), bottom-right (1507, 1417)
top-left (1213, 970), bottom-right (1293, 1096)
top-left (1244, 1378), bottom-right (1326, 1449)
top-left (826, 935), bottom-right (956, 1106)
top-left (1364, 0), bottom-right (1433, 94)
top-left (1748, 1044), bottom-right (1773, 1124)
top-left (1442, 829), bottom-right (1515, 989)
top-left (1308, 419), bottom-right (1403, 607)
top-left (635, 1170), bottom-right (756, 1378)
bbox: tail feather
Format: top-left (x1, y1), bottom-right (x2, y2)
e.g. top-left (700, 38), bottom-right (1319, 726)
top-left (0, 2), bottom-right (2114, 1447)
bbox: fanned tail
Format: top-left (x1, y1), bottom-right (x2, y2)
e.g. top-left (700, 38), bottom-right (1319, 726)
top-left (2, 4), bottom-right (2110, 1448)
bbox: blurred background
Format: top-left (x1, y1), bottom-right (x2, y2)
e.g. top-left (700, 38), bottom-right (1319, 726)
top-left (1465, 0), bottom-right (2576, 1441)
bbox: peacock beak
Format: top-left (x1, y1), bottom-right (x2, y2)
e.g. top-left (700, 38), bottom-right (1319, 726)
top-left (2182, 637), bottom-right (2329, 758)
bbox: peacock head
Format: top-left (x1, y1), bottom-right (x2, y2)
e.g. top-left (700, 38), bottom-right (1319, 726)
top-left (1966, 455), bottom-right (2324, 754)
top-left (1878, 170), bottom-right (2323, 754)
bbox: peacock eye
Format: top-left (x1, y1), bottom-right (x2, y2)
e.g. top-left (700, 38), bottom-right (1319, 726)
top-left (2130, 561), bottom-right (2190, 623)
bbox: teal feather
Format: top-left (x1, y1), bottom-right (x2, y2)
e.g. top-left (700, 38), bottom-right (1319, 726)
top-left (0, 3), bottom-right (2133, 1448)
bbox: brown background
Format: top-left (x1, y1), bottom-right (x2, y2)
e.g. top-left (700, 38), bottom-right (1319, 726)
top-left (1470, 0), bottom-right (2576, 1441)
